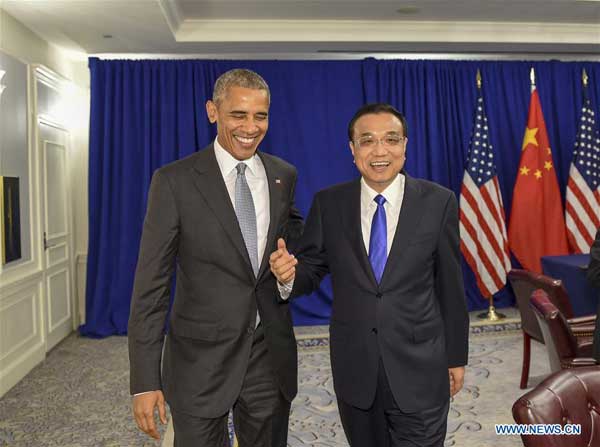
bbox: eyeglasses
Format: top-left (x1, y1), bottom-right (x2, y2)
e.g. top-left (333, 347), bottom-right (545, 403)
top-left (355, 135), bottom-right (406, 149)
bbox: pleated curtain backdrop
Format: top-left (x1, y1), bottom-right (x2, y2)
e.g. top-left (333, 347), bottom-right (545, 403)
top-left (81, 58), bottom-right (600, 336)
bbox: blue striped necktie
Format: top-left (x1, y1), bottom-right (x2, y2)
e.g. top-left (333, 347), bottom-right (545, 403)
top-left (369, 194), bottom-right (387, 283)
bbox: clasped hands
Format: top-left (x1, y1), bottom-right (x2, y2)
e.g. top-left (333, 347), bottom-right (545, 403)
top-left (269, 238), bottom-right (298, 285)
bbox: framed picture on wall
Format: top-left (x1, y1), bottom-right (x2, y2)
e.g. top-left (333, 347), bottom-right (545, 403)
top-left (1, 176), bottom-right (21, 264)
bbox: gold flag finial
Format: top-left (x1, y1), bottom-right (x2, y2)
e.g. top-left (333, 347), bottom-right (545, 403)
top-left (530, 67), bottom-right (536, 92)
top-left (476, 69), bottom-right (482, 90)
top-left (583, 68), bottom-right (588, 87)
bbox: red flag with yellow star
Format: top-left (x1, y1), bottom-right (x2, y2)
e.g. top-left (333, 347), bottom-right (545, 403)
top-left (508, 89), bottom-right (569, 273)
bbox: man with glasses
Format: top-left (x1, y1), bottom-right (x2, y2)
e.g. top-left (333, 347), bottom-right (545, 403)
top-left (270, 103), bottom-right (469, 446)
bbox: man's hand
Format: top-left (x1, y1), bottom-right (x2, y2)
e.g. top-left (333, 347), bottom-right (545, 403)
top-left (133, 390), bottom-right (167, 440)
top-left (269, 238), bottom-right (298, 284)
top-left (449, 366), bottom-right (465, 397)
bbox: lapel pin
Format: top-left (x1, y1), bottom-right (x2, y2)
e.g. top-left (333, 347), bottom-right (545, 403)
top-left (275, 178), bottom-right (281, 184)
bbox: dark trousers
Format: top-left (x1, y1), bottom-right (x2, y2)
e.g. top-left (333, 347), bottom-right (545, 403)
top-left (337, 359), bottom-right (450, 447)
top-left (172, 324), bottom-right (291, 447)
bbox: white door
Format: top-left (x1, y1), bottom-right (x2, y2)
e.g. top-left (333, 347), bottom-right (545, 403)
top-left (39, 121), bottom-right (74, 350)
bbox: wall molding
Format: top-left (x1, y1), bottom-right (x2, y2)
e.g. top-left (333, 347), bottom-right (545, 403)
top-left (47, 241), bottom-right (68, 267)
top-left (75, 251), bottom-right (87, 325)
top-left (0, 279), bottom-right (44, 397)
top-left (0, 342), bottom-right (45, 397)
top-left (34, 65), bottom-right (67, 92)
top-left (175, 20), bottom-right (600, 46)
top-left (0, 269), bottom-right (43, 297)
top-left (0, 290), bottom-right (38, 361)
top-left (45, 267), bottom-right (71, 333)
top-left (158, 0), bottom-right (184, 35)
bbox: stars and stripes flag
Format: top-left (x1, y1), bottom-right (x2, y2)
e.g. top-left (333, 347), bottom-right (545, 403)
top-left (508, 78), bottom-right (569, 273)
top-left (565, 79), bottom-right (600, 253)
top-left (459, 83), bottom-right (511, 297)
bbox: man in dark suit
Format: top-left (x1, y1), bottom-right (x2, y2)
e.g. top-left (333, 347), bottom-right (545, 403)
top-left (128, 68), bottom-right (303, 447)
top-left (585, 228), bottom-right (600, 362)
top-left (271, 103), bottom-right (469, 446)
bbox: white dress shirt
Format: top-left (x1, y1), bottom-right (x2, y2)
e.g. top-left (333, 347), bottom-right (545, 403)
top-left (278, 173), bottom-right (406, 299)
top-left (360, 173), bottom-right (405, 257)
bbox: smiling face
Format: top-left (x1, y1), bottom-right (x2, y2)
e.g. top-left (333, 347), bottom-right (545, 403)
top-left (206, 86), bottom-right (270, 160)
top-left (349, 112), bottom-right (407, 193)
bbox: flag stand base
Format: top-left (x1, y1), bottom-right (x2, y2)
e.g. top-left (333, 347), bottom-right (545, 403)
top-left (477, 296), bottom-right (506, 321)
top-left (477, 305), bottom-right (506, 321)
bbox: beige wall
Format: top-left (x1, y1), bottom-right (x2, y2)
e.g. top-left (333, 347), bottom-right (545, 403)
top-left (0, 8), bottom-right (90, 323)
top-left (0, 8), bottom-right (89, 88)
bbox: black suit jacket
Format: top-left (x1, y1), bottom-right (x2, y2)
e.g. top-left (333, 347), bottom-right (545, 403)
top-left (128, 144), bottom-right (303, 418)
top-left (584, 228), bottom-right (600, 362)
top-left (290, 174), bottom-right (469, 411)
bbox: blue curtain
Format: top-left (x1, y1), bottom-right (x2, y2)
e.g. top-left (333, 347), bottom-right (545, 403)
top-left (81, 58), bottom-right (600, 336)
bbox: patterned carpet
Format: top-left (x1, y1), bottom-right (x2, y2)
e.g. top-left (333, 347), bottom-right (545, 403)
top-left (0, 311), bottom-right (550, 447)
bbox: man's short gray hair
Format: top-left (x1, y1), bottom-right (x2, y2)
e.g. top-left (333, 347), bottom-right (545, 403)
top-left (212, 69), bottom-right (270, 104)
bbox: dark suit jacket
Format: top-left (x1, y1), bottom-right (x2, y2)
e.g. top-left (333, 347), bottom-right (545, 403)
top-left (585, 229), bottom-right (600, 362)
top-left (128, 144), bottom-right (303, 418)
top-left (290, 174), bottom-right (469, 411)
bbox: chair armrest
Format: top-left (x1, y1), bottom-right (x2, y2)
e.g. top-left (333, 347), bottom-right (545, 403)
top-left (567, 315), bottom-right (597, 326)
top-left (561, 357), bottom-right (598, 368)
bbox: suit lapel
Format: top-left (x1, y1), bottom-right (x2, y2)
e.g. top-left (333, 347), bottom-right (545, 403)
top-left (257, 152), bottom-right (284, 280)
top-left (191, 145), bottom-right (255, 281)
top-left (380, 174), bottom-right (424, 285)
top-left (342, 179), bottom-right (379, 288)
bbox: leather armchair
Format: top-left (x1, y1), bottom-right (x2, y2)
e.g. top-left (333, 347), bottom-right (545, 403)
top-left (530, 289), bottom-right (596, 371)
top-left (512, 366), bottom-right (600, 447)
top-left (508, 269), bottom-right (596, 388)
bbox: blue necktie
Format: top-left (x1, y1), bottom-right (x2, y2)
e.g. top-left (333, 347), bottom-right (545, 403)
top-left (369, 194), bottom-right (387, 283)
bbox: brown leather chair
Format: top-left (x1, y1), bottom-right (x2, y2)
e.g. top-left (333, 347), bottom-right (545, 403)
top-left (530, 289), bottom-right (596, 371)
top-left (512, 366), bottom-right (600, 447)
top-left (508, 269), bottom-right (596, 388)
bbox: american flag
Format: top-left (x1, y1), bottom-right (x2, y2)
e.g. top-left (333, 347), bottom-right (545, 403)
top-left (565, 87), bottom-right (600, 253)
top-left (459, 91), bottom-right (511, 297)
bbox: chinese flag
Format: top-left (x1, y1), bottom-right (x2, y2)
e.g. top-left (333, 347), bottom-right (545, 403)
top-left (508, 89), bottom-right (569, 273)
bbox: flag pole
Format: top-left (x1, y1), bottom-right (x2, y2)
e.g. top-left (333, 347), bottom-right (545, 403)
top-left (475, 68), bottom-right (506, 322)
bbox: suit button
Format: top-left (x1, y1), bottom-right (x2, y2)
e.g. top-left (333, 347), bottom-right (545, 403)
top-left (246, 327), bottom-right (254, 336)
top-left (372, 328), bottom-right (378, 334)
top-left (376, 293), bottom-right (382, 299)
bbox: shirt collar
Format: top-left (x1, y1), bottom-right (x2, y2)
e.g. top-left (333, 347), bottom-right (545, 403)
top-left (213, 137), bottom-right (259, 177)
top-left (360, 173), bottom-right (405, 208)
